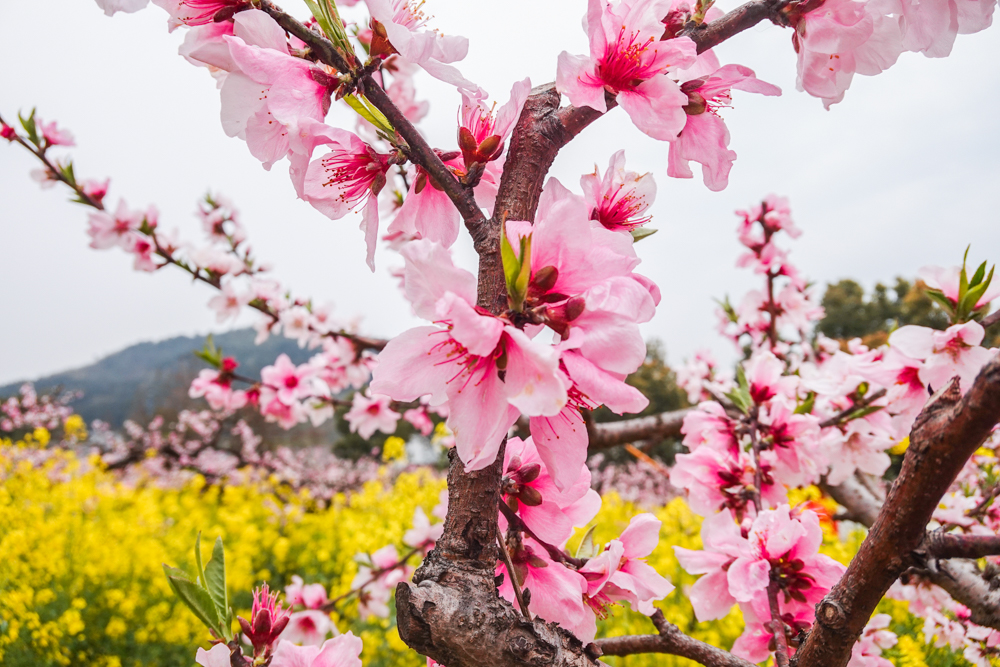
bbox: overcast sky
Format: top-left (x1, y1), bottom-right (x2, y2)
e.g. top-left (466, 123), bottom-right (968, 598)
top-left (1, 0), bottom-right (998, 385)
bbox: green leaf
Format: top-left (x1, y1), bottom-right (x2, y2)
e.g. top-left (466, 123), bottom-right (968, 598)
top-left (794, 391), bottom-right (816, 415)
top-left (194, 335), bottom-right (223, 368)
top-left (195, 532), bottom-right (206, 586)
top-left (18, 108), bottom-right (39, 146)
top-left (513, 235), bottom-right (532, 302)
top-left (501, 230), bottom-right (523, 310)
top-left (959, 246), bottom-right (970, 305)
top-left (575, 526), bottom-right (598, 559)
top-left (163, 565), bottom-right (223, 636)
top-left (630, 227), bottom-right (658, 242)
top-left (343, 94), bottom-right (395, 136)
top-left (970, 260), bottom-right (988, 288)
top-left (924, 289), bottom-right (957, 320)
top-left (725, 365), bottom-right (753, 414)
top-left (204, 537), bottom-right (231, 641)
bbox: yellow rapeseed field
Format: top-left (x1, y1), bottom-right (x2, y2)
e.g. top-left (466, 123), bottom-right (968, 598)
top-left (0, 429), bottom-right (972, 666)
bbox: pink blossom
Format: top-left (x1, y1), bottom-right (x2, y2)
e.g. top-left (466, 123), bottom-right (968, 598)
top-left (580, 150), bottom-right (655, 231)
top-left (403, 407), bottom-right (434, 436)
top-left (1, 123), bottom-right (16, 141)
top-left (152, 0), bottom-right (250, 31)
top-left (281, 610), bottom-right (333, 646)
top-left (732, 598), bottom-right (814, 663)
top-left (86, 200), bottom-right (146, 250)
top-left (670, 444), bottom-right (785, 519)
top-left (792, 0), bottom-right (903, 108)
top-left (579, 514), bottom-right (674, 619)
top-left (370, 240), bottom-right (570, 472)
top-left (457, 78), bottom-right (531, 169)
top-left (364, 0), bottom-right (477, 88)
top-left (557, 0), bottom-right (697, 139)
top-left (821, 419), bottom-right (893, 485)
top-left (293, 121), bottom-right (391, 270)
top-left (129, 235), bottom-right (159, 272)
top-left (270, 634), bottom-right (363, 667)
top-left (496, 537), bottom-right (591, 640)
top-left (37, 120), bottom-right (75, 147)
top-left (207, 283), bottom-right (250, 322)
top-left (195, 644), bottom-right (231, 667)
top-left (403, 507), bottom-right (443, 549)
top-left (94, 0), bottom-right (150, 15)
top-left (259, 388), bottom-right (308, 428)
top-left (261, 354), bottom-right (317, 405)
top-left (500, 436), bottom-right (601, 545)
top-left (898, 0), bottom-right (996, 58)
top-left (344, 392), bottom-right (400, 439)
top-left (189, 366), bottom-right (248, 412)
top-left (890, 322), bottom-right (995, 392)
top-left (670, 60), bottom-right (780, 191)
top-left (285, 575), bottom-right (329, 609)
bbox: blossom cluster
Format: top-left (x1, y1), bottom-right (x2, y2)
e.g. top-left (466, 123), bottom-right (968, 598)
top-left (674, 196), bottom-right (1000, 662)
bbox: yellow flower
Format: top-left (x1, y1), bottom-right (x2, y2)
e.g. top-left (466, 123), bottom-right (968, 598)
top-left (381, 436), bottom-right (407, 463)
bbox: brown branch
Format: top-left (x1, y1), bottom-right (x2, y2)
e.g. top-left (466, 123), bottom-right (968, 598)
top-left (922, 559), bottom-right (1000, 630)
top-left (820, 474), bottom-right (882, 527)
top-left (921, 532), bottom-right (1000, 560)
top-left (588, 409), bottom-right (690, 449)
top-left (596, 610), bottom-right (756, 667)
top-left (796, 354), bottom-right (1000, 667)
top-left (767, 581), bottom-right (791, 667)
top-left (819, 388), bottom-right (888, 428)
top-left (680, 0), bottom-right (792, 52)
top-left (983, 310), bottom-right (1000, 329)
top-left (258, 1), bottom-right (486, 233)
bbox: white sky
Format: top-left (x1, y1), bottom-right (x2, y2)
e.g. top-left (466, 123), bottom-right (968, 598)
top-left (1, 0), bottom-right (998, 385)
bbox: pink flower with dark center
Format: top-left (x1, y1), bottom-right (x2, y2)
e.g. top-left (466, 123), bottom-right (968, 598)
top-left (87, 200), bottom-right (145, 250)
top-left (890, 322), bottom-right (995, 392)
top-left (670, 444), bottom-right (784, 520)
top-left (370, 240), bottom-right (570, 472)
top-left (294, 121), bottom-right (392, 270)
top-left (270, 633), bottom-right (363, 667)
top-left (344, 391), bottom-right (400, 439)
top-left (364, 0), bottom-right (476, 89)
top-left (457, 78), bottom-right (531, 169)
top-left (670, 58), bottom-right (780, 191)
top-left (281, 610), bottom-right (333, 647)
top-left (500, 436), bottom-right (601, 545)
top-left (557, 0), bottom-right (698, 140)
top-left (37, 120), bottom-right (75, 147)
top-left (152, 0), bottom-right (251, 31)
top-left (580, 150), bottom-right (656, 231)
top-left (261, 353), bottom-right (317, 405)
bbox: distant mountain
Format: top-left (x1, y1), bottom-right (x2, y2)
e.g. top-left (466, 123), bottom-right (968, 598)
top-left (0, 329), bottom-right (313, 427)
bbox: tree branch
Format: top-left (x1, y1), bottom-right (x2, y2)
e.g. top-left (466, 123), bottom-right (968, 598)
top-left (588, 409), bottom-right (690, 449)
top-left (258, 1), bottom-right (486, 231)
top-left (922, 559), bottom-right (1000, 630)
top-left (820, 474), bottom-right (882, 527)
top-left (819, 388), bottom-right (887, 428)
top-left (796, 353), bottom-right (1000, 667)
top-left (596, 610), bottom-right (756, 667)
top-left (921, 532), bottom-right (1000, 560)
top-left (982, 310), bottom-right (1000, 329)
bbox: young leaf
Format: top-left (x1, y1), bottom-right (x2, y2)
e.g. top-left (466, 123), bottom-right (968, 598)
top-left (501, 230), bottom-right (524, 310)
top-left (575, 526), bottom-right (598, 559)
top-left (204, 537), bottom-right (231, 641)
top-left (794, 391), bottom-right (816, 415)
top-left (970, 260), bottom-right (988, 288)
top-left (343, 94), bottom-right (395, 136)
top-left (163, 565), bottom-right (223, 636)
top-left (630, 227), bottom-right (658, 242)
top-left (513, 235), bottom-right (533, 303)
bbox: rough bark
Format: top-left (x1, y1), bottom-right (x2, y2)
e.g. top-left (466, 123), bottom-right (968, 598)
top-left (796, 353), bottom-right (1000, 667)
top-left (924, 559), bottom-right (1000, 630)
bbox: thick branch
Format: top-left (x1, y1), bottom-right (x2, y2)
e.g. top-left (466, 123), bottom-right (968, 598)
top-left (922, 532), bottom-right (1000, 560)
top-left (588, 409), bottom-right (690, 449)
top-left (923, 559), bottom-right (1000, 629)
top-left (796, 353), bottom-right (1000, 667)
top-left (596, 610), bottom-right (756, 667)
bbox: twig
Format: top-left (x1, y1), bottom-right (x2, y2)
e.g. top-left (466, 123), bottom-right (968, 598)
top-left (596, 609), bottom-right (756, 666)
top-left (496, 532), bottom-right (531, 620)
top-left (767, 580), bottom-right (791, 667)
top-left (819, 388), bottom-right (888, 428)
top-left (921, 532), bottom-right (1000, 560)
